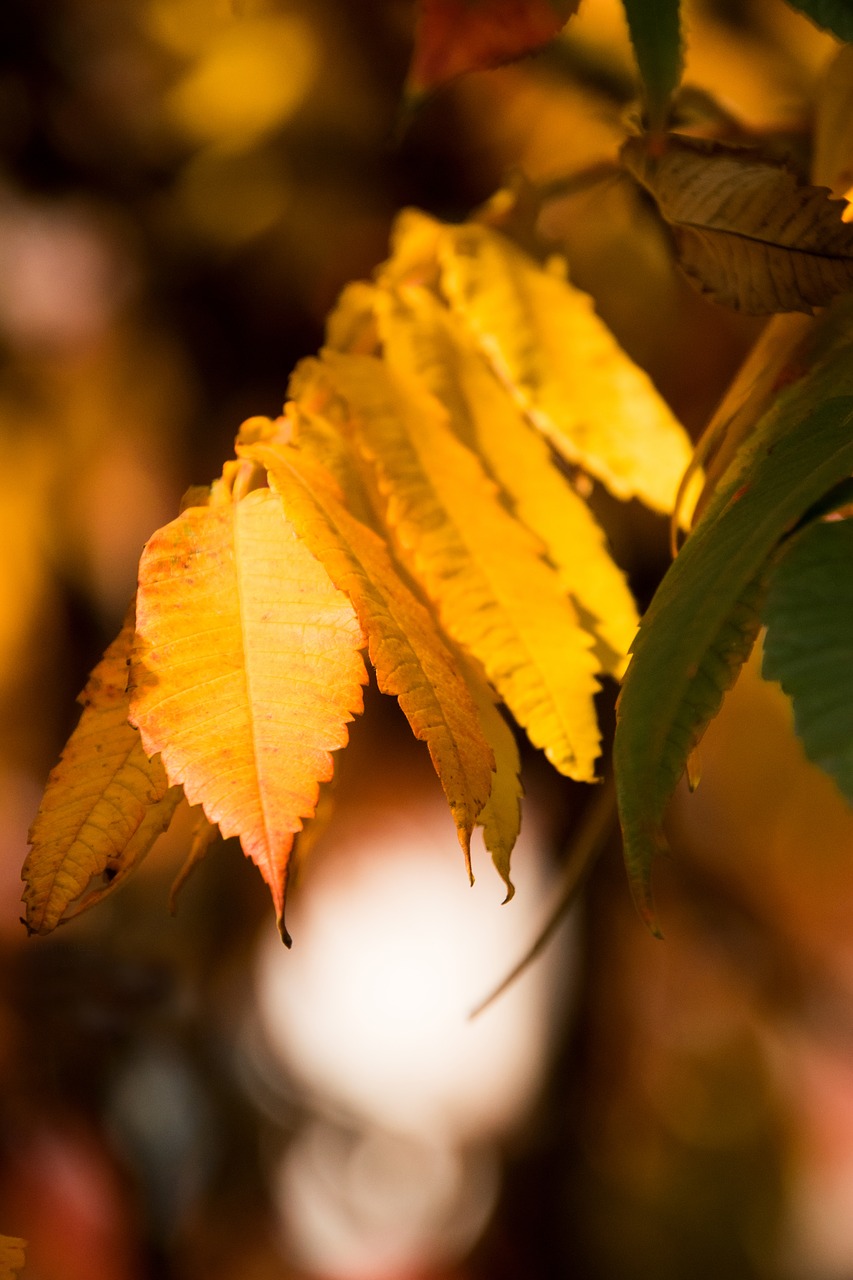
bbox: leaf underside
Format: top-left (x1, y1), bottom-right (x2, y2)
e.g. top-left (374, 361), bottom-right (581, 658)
top-left (130, 488), bottom-right (368, 934)
top-left (762, 519), bottom-right (853, 803)
top-left (615, 383), bottom-right (853, 924)
top-left (24, 606), bottom-right (182, 934)
top-left (622, 133), bottom-right (853, 313)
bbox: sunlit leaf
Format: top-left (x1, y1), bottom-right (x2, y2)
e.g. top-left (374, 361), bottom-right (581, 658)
top-left (241, 440), bottom-right (498, 867)
top-left (0, 1236), bottom-right (26, 1280)
top-left (622, 133), bottom-right (853, 313)
top-left (374, 281), bottom-right (638, 674)
top-left (615, 379), bottom-right (853, 926)
top-left (406, 0), bottom-right (580, 99)
top-left (762, 519), bottom-right (853, 803)
top-left (434, 218), bottom-right (694, 512)
top-left (320, 350), bottom-right (602, 780)
top-left (621, 0), bottom-right (683, 132)
top-left (24, 606), bottom-right (182, 935)
top-left (130, 487), bottom-right (367, 938)
top-left (782, 0), bottom-right (853, 41)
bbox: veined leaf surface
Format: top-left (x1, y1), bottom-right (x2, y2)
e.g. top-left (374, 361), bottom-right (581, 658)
top-left (621, 0), bottom-right (683, 132)
top-left (242, 441), bottom-right (498, 865)
top-left (762, 519), bottom-right (853, 803)
top-left (615, 388), bottom-right (853, 924)
top-left (321, 349), bottom-right (602, 780)
top-left (375, 282), bottom-right (638, 674)
top-left (622, 133), bottom-right (853, 313)
top-left (434, 219), bottom-right (693, 512)
top-left (24, 606), bottom-right (182, 934)
top-left (406, 0), bottom-right (579, 100)
top-left (130, 487), bottom-right (368, 936)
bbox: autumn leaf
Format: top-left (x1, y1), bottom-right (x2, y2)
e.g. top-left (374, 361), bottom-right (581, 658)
top-left (762, 518), bottom-right (853, 804)
top-left (782, 0), bottom-right (853, 41)
top-left (621, 133), bottom-right (853, 314)
top-left (615, 374), bottom-right (853, 925)
top-left (372, 281), bottom-right (638, 674)
top-left (406, 0), bottom-right (580, 100)
top-left (129, 486), bottom-right (368, 939)
top-left (240, 439), bottom-right (498, 870)
top-left (430, 216), bottom-right (694, 512)
top-left (0, 1236), bottom-right (25, 1280)
top-left (813, 45), bottom-right (853, 204)
top-left (24, 605), bottom-right (182, 935)
top-left (621, 0), bottom-right (683, 133)
top-left (318, 349), bottom-right (602, 780)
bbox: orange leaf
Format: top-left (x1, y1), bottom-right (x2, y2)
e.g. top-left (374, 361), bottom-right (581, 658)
top-left (407, 0), bottom-right (579, 99)
top-left (129, 488), bottom-right (367, 938)
top-left (24, 606), bottom-right (182, 935)
top-left (243, 442), bottom-right (496, 867)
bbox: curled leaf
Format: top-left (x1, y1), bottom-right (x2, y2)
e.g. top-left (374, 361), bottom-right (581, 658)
top-left (24, 606), bottom-right (182, 935)
top-left (622, 133), bottom-right (853, 314)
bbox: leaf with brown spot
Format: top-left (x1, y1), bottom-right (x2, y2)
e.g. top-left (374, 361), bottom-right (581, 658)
top-left (23, 605), bottom-right (182, 935)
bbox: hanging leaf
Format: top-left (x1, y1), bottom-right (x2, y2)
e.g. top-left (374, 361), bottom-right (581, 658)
top-left (762, 518), bottom-right (853, 803)
top-left (130, 487), bottom-right (368, 940)
top-left (406, 0), bottom-right (580, 100)
top-left (0, 1236), bottom-right (26, 1280)
top-left (320, 349), bottom-right (602, 780)
top-left (24, 605), bottom-right (183, 935)
top-left (614, 380), bottom-right (853, 925)
top-left (433, 217), bottom-right (694, 512)
top-left (373, 281), bottom-right (638, 674)
top-left (240, 440), bottom-right (498, 868)
top-left (782, 0), bottom-right (853, 41)
top-left (621, 133), bottom-right (853, 314)
top-left (620, 0), bottom-right (683, 133)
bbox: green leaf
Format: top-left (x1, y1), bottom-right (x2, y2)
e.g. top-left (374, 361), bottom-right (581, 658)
top-left (782, 0), bottom-right (853, 41)
top-left (614, 358), bottom-right (853, 925)
top-left (762, 519), bottom-right (853, 802)
top-left (621, 0), bottom-right (683, 132)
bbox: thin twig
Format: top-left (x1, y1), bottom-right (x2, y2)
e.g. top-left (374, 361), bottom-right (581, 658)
top-left (469, 774), bottom-right (618, 1018)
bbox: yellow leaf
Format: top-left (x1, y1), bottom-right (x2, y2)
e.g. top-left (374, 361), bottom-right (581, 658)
top-left (23, 606), bottom-right (182, 935)
top-left (0, 1236), bottom-right (26, 1280)
top-left (319, 350), bottom-right (601, 781)
top-left (242, 441), bottom-right (497, 862)
top-left (375, 283), bottom-right (639, 675)
top-left (129, 487), bottom-right (367, 937)
top-left (431, 217), bottom-right (694, 513)
top-left (460, 658), bottom-right (522, 898)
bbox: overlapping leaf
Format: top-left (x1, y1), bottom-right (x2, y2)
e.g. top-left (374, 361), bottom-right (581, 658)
top-left (239, 440), bottom-right (500, 872)
top-left (622, 133), bottom-right (853, 313)
top-left (428, 216), bottom-right (694, 512)
top-left (24, 606), bottom-right (182, 934)
top-left (615, 364), bottom-right (853, 923)
top-left (783, 0), bottom-right (853, 41)
top-left (129, 486), bottom-right (368, 937)
top-left (762, 519), bottom-right (853, 803)
top-left (372, 281), bottom-right (638, 674)
top-left (319, 349), bottom-right (602, 780)
top-left (406, 0), bottom-right (579, 100)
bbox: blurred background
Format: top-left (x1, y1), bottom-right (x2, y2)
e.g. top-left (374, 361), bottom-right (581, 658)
top-left (1, 0), bottom-right (852, 1276)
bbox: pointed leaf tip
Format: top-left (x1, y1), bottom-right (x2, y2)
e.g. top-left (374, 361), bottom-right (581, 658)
top-left (130, 489), bottom-right (368, 926)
